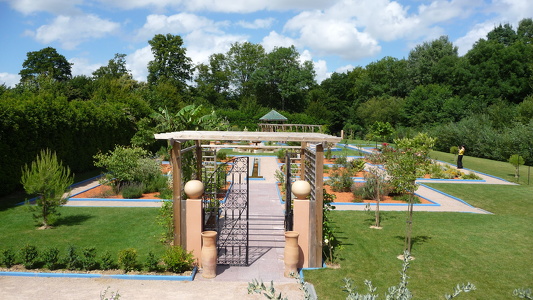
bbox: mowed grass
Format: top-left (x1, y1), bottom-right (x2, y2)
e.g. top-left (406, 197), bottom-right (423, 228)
top-left (430, 150), bottom-right (532, 185)
top-left (0, 204), bottom-right (165, 261)
top-left (305, 178), bottom-right (532, 298)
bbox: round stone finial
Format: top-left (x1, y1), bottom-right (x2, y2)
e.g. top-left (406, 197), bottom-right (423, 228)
top-left (292, 180), bottom-right (311, 200)
top-left (184, 180), bottom-right (204, 199)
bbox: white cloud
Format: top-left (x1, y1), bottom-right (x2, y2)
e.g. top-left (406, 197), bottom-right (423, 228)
top-left (454, 21), bottom-right (494, 55)
top-left (98, 0), bottom-right (331, 13)
top-left (335, 64), bottom-right (355, 74)
top-left (30, 15), bottom-right (120, 50)
top-left (0, 73), bottom-right (20, 88)
top-left (184, 30), bottom-right (247, 66)
top-left (6, 0), bottom-right (81, 15)
top-left (135, 13), bottom-right (227, 41)
top-left (313, 59), bottom-right (330, 83)
top-left (69, 57), bottom-right (103, 77)
top-left (284, 10), bottom-right (381, 60)
top-left (490, 0), bottom-right (533, 22)
top-left (237, 18), bottom-right (275, 29)
top-left (128, 46), bottom-right (153, 83)
top-left (261, 31), bottom-right (298, 52)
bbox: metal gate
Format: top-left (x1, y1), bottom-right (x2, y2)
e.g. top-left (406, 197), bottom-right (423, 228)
top-left (203, 156), bottom-right (249, 266)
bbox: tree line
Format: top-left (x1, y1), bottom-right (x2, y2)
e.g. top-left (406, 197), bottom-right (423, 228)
top-left (1, 19), bottom-right (532, 196)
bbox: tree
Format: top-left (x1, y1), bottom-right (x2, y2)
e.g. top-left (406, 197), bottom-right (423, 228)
top-left (517, 18), bottom-right (533, 43)
top-left (487, 23), bottom-right (517, 46)
top-left (93, 53), bottom-right (130, 80)
top-left (194, 53), bottom-right (232, 106)
top-left (253, 46), bottom-right (315, 112)
top-left (19, 47), bottom-right (72, 82)
top-left (384, 133), bottom-right (435, 253)
top-left (226, 42), bottom-right (266, 98)
top-left (147, 34), bottom-right (192, 88)
top-left (21, 149), bottom-right (73, 229)
top-left (508, 154), bottom-right (525, 179)
top-left (407, 36), bottom-right (459, 88)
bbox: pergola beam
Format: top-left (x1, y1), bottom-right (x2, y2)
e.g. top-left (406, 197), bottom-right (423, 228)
top-left (154, 130), bottom-right (341, 143)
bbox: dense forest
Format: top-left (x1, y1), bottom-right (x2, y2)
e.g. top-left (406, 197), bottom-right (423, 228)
top-left (1, 19), bottom-right (532, 196)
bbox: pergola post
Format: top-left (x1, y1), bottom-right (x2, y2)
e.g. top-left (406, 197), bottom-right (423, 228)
top-left (171, 140), bottom-right (184, 247)
top-left (195, 140), bottom-right (202, 181)
top-left (312, 143), bottom-right (324, 267)
top-left (300, 142), bottom-right (307, 179)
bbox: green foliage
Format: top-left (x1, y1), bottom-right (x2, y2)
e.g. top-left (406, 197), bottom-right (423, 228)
top-left (118, 248), bottom-right (138, 272)
top-left (19, 47), bottom-right (72, 82)
top-left (41, 247), bottom-right (60, 270)
top-left (81, 246), bottom-right (98, 270)
top-left (449, 146), bottom-right (458, 155)
top-left (509, 154), bottom-right (525, 179)
top-left (145, 251), bottom-right (160, 272)
top-left (247, 279), bottom-right (289, 300)
top-left (147, 33), bottom-right (192, 87)
top-left (157, 200), bottom-right (174, 244)
top-left (21, 149), bottom-right (73, 228)
top-left (93, 145), bottom-right (151, 186)
top-left (326, 169), bottom-right (353, 192)
top-left (100, 286), bottom-right (121, 300)
top-left (100, 251), bottom-right (115, 270)
top-left (323, 189), bottom-right (341, 264)
top-left (1, 248), bottom-right (16, 268)
top-left (216, 150), bottom-right (229, 161)
top-left (64, 245), bottom-right (81, 270)
top-left (121, 182), bottom-right (145, 199)
top-left (20, 244), bottom-right (39, 269)
top-left (162, 246), bottom-right (195, 273)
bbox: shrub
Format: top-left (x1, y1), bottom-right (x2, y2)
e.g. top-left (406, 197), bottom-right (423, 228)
top-left (81, 247), bottom-right (98, 270)
top-left (121, 182), bottom-right (144, 199)
top-left (327, 170), bottom-right (353, 192)
top-left (64, 245), bottom-right (81, 270)
top-left (450, 146), bottom-right (459, 155)
top-left (157, 200), bottom-right (174, 244)
top-left (42, 247), bottom-right (60, 270)
top-left (162, 246), bottom-right (195, 273)
top-left (143, 173), bottom-right (167, 194)
top-left (100, 251), bottom-right (115, 270)
top-left (1, 248), bottom-right (16, 268)
top-left (461, 172), bottom-right (482, 180)
top-left (216, 150), bottom-right (228, 161)
top-left (118, 248), bottom-right (137, 272)
top-left (20, 244), bottom-right (39, 269)
top-left (145, 251), bottom-right (160, 272)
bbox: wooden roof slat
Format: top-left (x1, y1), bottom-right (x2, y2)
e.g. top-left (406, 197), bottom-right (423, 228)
top-left (154, 130), bottom-right (341, 143)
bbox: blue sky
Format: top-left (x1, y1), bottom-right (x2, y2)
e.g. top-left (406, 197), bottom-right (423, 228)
top-left (1, 0), bottom-right (531, 87)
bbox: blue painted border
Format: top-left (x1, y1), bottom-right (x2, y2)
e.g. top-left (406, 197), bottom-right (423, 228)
top-left (0, 267), bottom-right (197, 281)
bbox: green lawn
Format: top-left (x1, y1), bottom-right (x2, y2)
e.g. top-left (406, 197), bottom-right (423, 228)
top-left (304, 183), bottom-right (533, 299)
top-left (0, 205), bottom-right (165, 262)
top-left (430, 150), bottom-right (532, 185)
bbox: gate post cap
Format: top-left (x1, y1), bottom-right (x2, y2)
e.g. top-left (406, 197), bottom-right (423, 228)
top-left (184, 180), bottom-right (204, 199)
top-left (292, 180), bottom-right (311, 200)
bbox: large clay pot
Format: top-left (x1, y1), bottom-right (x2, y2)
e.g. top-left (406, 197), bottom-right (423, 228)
top-left (201, 231), bottom-right (217, 278)
top-left (284, 231), bottom-right (300, 278)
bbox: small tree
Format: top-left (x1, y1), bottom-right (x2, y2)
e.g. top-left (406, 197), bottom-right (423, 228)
top-left (384, 133), bottom-right (435, 253)
top-left (509, 154), bottom-right (525, 180)
top-left (21, 149), bottom-right (73, 229)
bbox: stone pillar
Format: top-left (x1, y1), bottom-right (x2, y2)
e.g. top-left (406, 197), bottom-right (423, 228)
top-left (292, 180), bottom-right (311, 268)
top-left (184, 180), bottom-right (204, 264)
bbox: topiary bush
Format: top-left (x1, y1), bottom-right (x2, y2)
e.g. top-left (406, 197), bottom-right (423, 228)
top-left (20, 244), bottom-right (39, 269)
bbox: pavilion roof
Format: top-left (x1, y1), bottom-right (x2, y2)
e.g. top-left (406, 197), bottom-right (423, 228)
top-left (259, 110), bottom-right (288, 122)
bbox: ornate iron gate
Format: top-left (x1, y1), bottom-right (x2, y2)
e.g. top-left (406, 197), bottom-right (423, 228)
top-left (203, 156), bottom-right (249, 266)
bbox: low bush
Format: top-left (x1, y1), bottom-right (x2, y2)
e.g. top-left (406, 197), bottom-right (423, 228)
top-left (145, 251), bottom-right (160, 272)
top-left (20, 244), bottom-right (39, 269)
top-left (162, 246), bottom-right (195, 273)
top-left (216, 150), bottom-right (229, 161)
top-left (327, 170), bottom-right (354, 192)
top-left (121, 182), bottom-right (144, 199)
top-left (42, 247), bottom-right (60, 270)
top-left (118, 248), bottom-right (137, 272)
top-left (81, 246), bottom-right (98, 270)
top-left (1, 248), bottom-right (16, 268)
top-left (143, 173), bottom-right (167, 194)
top-left (100, 251), bottom-right (115, 270)
top-left (64, 245), bottom-right (81, 270)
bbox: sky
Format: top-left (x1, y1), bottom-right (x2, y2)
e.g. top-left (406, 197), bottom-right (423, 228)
top-left (0, 0), bottom-right (532, 87)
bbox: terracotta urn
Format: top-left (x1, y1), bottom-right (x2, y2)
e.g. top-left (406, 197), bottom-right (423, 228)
top-left (201, 231), bottom-right (217, 278)
top-left (184, 180), bottom-right (204, 199)
top-left (284, 231), bottom-right (300, 278)
top-left (292, 180), bottom-right (311, 200)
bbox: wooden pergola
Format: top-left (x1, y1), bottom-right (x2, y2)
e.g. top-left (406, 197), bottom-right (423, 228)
top-left (154, 130), bottom-right (341, 268)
